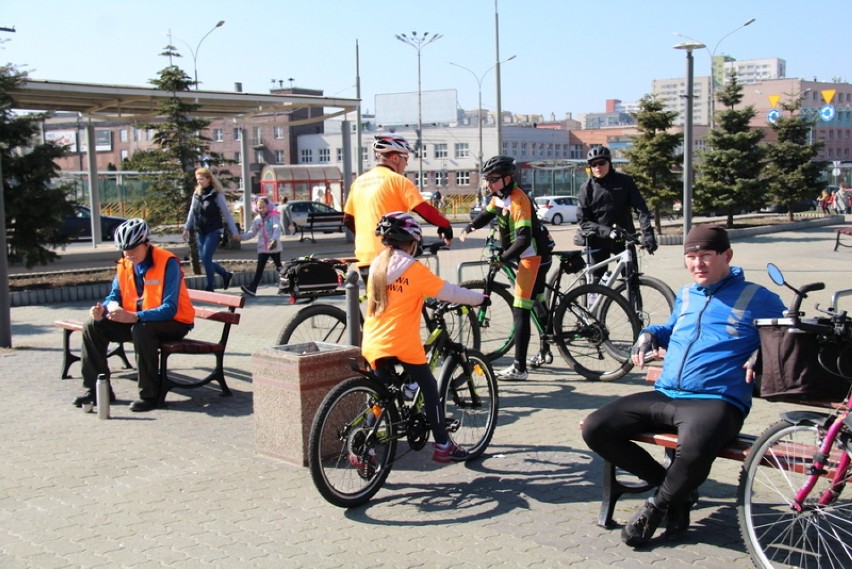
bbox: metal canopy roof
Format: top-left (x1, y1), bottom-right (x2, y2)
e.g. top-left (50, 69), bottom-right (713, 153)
top-left (9, 79), bottom-right (359, 124)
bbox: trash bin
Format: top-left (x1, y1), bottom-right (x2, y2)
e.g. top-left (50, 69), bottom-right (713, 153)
top-left (252, 341), bottom-right (361, 466)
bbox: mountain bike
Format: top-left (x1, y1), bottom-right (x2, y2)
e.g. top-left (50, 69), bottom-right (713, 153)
top-left (276, 243), bottom-right (480, 349)
top-left (461, 238), bottom-right (641, 381)
top-left (308, 299), bottom-right (498, 508)
top-left (737, 263), bottom-right (852, 569)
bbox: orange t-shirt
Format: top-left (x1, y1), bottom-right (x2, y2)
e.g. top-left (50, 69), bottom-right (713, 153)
top-left (343, 166), bottom-right (425, 266)
top-left (361, 260), bottom-right (444, 366)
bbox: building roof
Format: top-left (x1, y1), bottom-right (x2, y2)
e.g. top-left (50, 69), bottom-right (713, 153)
top-left (9, 79), bottom-right (359, 124)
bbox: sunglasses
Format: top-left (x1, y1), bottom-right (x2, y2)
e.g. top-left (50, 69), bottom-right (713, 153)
top-left (484, 176), bottom-right (503, 183)
top-left (588, 160), bottom-right (608, 167)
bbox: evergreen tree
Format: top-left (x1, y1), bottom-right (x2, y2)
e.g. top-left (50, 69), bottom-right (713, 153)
top-left (622, 95), bottom-right (682, 234)
top-left (693, 73), bottom-right (766, 228)
top-left (1, 64), bottom-right (75, 267)
top-left (763, 97), bottom-right (826, 222)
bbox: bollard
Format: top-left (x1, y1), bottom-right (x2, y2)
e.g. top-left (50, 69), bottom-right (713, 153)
top-left (345, 264), bottom-right (361, 347)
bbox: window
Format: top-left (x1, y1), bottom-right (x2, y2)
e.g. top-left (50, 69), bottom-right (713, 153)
top-left (120, 149), bottom-right (129, 161)
top-left (456, 172), bottom-right (470, 186)
top-left (275, 150), bottom-right (285, 164)
top-left (336, 148), bottom-right (343, 161)
top-left (146, 129), bottom-right (155, 141)
top-left (300, 148), bottom-right (313, 163)
top-left (435, 171), bottom-right (447, 186)
top-left (417, 144), bottom-right (427, 159)
top-left (119, 129), bottom-right (128, 143)
top-left (361, 147), bottom-right (369, 162)
top-left (234, 151), bottom-right (242, 164)
top-left (274, 125), bottom-right (285, 139)
top-left (434, 143), bottom-right (448, 159)
top-left (133, 128), bottom-right (142, 141)
top-left (255, 150), bottom-right (265, 163)
top-left (213, 128), bottom-right (223, 142)
top-left (454, 143), bottom-right (470, 158)
top-left (233, 128), bottom-right (242, 141)
top-left (253, 126), bottom-right (263, 145)
top-left (318, 148), bottom-right (330, 163)
top-left (521, 142), bottom-right (527, 157)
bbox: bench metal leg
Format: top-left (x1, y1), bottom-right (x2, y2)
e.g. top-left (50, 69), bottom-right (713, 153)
top-left (60, 329), bottom-right (80, 379)
top-left (156, 351), bottom-right (232, 407)
top-left (598, 460), bottom-right (655, 528)
top-left (108, 342), bottom-right (133, 370)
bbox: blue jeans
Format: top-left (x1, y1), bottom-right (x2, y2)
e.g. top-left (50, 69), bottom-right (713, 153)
top-left (197, 230), bottom-right (227, 290)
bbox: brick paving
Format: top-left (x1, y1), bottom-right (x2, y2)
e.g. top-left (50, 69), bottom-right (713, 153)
top-left (1, 220), bottom-right (849, 568)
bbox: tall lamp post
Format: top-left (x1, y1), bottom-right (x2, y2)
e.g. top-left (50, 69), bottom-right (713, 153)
top-left (395, 31), bottom-right (442, 189)
top-left (674, 41), bottom-right (705, 242)
top-left (675, 18), bottom-right (755, 128)
top-left (448, 55), bottom-right (517, 171)
top-left (177, 20), bottom-right (225, 90)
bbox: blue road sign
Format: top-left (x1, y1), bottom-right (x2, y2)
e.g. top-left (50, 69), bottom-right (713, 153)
top-left (819, 105), bottom-right (836, 122)
top-left (767, 109), bottom-right (781, 125)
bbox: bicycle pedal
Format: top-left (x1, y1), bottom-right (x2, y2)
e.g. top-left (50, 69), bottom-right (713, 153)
top-left (445, 419), bottom-right (461, 433)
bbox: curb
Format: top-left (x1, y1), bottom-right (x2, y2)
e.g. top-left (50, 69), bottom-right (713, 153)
top-left (656, 215), bottom-right (844, 246)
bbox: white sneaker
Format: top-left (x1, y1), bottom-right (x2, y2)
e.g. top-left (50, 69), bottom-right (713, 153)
top-left (497, 364), bottom-right (528, 381)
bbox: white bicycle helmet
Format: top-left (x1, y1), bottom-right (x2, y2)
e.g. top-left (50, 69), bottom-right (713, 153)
top-left (375, 211), bottom-right (422, 245)
top-left (114, 218), bottom-right (149, 250)
top-left (373, 134), bottom-right (413, 155)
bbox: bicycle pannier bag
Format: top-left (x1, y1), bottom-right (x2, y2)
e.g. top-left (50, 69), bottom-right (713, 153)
top-left (559, 251), bottom-right (586, 274)
top-left (278, 259), bottom-right (341, 296)
top-left (756, 320), bottom-right (852, 402)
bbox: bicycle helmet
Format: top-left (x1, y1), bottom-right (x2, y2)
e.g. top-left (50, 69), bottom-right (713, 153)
top-left (114, 218), bottom-right (149, 250)
top-left (373, 134), bottom-right (413, 155)
top-left (481, 155), bottom-right (516, 177)
top-left (375, 211), bottom-right (422, 245)
top-left (587, 146), bottom-right (612, 163)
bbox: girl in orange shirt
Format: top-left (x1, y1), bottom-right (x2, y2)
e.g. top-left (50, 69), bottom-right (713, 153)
top-left (361, 212), bottom-right (486, 463)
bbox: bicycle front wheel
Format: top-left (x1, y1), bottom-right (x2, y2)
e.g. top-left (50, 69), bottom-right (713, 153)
top-left (277, 304), bottom-right (348, 346)
top-left (460, 279), bottom-right (515, 361)
top-left (308, 376), bottom-right (399, 508)
top-left (738, 419), bottom-right (852, 569)
top-left (439, 349), bottom-right (498, 458)
top-left (612, 276), bottom-right (675, 329)
top-left (552, 283), bottom-right (641, 381)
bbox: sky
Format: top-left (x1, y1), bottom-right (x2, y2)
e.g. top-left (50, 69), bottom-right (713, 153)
top-left (1, 1), bottom-right (848, 120)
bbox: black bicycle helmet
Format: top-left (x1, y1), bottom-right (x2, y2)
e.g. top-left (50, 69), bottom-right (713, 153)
top-left (587, 146), bottom-right (612, 163)
top-left (375, 211), bottom-right (423, 245)
top-left (114, 218), bottom-right (149, 250)
top-left (481, 155), bottom-right (516, 177)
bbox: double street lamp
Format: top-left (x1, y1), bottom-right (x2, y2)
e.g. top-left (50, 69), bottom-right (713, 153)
top-left (395, 31), bottom-right (442, 189)
top-left (177, 20), bottom-right (225, 90)
top-left (448, 55), bottom-right (517, 171)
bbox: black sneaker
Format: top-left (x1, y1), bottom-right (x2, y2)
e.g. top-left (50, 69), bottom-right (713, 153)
top-left (621, 499), bottom-right (666, 547)
top-left (222, 271), bottom-right (234, 290)
top-left (665, 490), bottom-right (699, 541)
top-left (129, 398), bottom-right (158, 412)
top-left (240, 285), bottom-right (256, 297)
top-left (73, 389), bottom-right (116, 407)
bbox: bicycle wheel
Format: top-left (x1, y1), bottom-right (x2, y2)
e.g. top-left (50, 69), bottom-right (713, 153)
top-left (460, 279), bottom-right (515, 361)
top-left (552, 283), bottom-right (641, 381)
top-left (276, 304), bottom-right (348, 346)
top-left (439, 349), bottom-right (498, 458)
top-left (738, 419), bottom-right (852, 569)
top-left (308, 376), bottom-right (399, 508)
top-left (611, 276), bottom-right (675, 329)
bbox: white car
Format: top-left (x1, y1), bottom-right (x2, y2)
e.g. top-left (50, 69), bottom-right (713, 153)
top-left (535, 195), bottom-right (579, 225)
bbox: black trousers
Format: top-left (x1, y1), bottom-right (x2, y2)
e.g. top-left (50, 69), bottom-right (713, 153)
top-left (581, 389), bottom-right (744, 508)
top-left (247, 252), bottom-right (282, 292)
top-left (81, 318), bottom-right (191, 399)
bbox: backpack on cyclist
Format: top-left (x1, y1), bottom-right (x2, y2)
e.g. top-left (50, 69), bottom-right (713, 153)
top-left (278, 258), bottom-right (343, 298)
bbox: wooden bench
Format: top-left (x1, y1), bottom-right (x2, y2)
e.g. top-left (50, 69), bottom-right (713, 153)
top-left (55, 289), bottom-right (245, 406)
top-left (833, 228), bottom-right (852, 251)
top-left (54, 319), bottom-right (133, 379)
top-left (594, 365), bottom-right (837, 528)
top-left (297, 211), bottom-right (345, 243)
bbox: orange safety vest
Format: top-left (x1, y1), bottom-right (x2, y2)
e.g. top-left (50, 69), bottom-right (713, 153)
top-left (117, 246), bottom-right (194, 325)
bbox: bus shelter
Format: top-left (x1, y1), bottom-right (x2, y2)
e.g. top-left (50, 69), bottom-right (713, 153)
top-left (259, 165), bottom-right (344, 210)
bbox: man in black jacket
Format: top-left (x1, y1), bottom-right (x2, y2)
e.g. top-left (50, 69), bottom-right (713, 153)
top-left (577, 146), bottom-right (656, 277)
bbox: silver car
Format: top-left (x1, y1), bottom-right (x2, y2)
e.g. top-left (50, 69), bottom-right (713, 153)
top-left (286, 200), bottom-right (344, 233)
top-left (535, 195), bottom-right (579, 225)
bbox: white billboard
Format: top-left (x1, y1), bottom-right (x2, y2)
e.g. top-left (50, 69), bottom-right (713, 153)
top-left (375, 89), bottom-right (457, 127)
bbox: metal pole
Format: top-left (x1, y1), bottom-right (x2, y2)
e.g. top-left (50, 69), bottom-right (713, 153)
top-left (416, 48), bottom-right (423, 188)
top-left (355, 40), bottom-right (363, 176)
top-left (239, 127), bottom-right (251, 230)
top-left (494, 0), bottom-right (504, 152)
top-left (85, 122), bottom-right (102, 246)
top-left (0, 152), bottom-right (11, 348)
top-left (683, 49), bottom-right (696, 241)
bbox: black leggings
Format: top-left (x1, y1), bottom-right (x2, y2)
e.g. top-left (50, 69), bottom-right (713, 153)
top-left (581, 390), bottom-right (744, 507)
top-left (248, 252), bottom-right (282, 291)
top-left (375, 361), bottom-right (449, 446)
top-left (512, 256), bottom-right (551, 370)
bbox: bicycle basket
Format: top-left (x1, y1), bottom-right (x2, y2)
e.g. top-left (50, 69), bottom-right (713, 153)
top-left (278, 258), bottom-right (343, 297)
top-left (756, 319), bottom-right (852, 403)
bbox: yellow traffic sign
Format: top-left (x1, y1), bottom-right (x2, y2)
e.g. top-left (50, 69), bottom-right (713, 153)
top-left (822, 89), bottom-right (836, 104)
top-left (768, 95), bottom-right (780, 108)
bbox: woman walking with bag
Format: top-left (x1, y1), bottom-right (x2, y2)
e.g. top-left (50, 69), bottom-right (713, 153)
top-left (239, 196), bottom-right (282, 297)
top-left (182, 167), bottom-right (240, 291)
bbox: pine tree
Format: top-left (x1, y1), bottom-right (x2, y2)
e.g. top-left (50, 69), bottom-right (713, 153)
top-left (763, 97), bottom-right (827, 222)
top-left (622, 95), bottom-right (682, 234)
top-left (1, 64), bottom-right (75, 267)
top-left (693, 73), bottom-right (766, 228)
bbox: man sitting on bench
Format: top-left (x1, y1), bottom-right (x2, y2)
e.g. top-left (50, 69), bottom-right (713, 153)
top-left (581, 225), bottom-right (785, 548)
top-left (72, 218), bottom-right (195, 413)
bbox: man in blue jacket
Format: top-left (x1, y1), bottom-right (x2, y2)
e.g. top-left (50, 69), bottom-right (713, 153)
top-left (581, 225), bottom-right (785, 548)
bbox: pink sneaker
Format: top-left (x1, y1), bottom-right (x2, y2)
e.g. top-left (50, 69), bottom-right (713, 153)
top-left (432, 441), bottom-right (469, 463)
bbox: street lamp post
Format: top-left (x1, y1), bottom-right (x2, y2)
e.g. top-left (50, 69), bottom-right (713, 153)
top-left (448, 56), bottom-right (517, 171)
top-left (395, 31), bottom-right (442, 190)
top-left (674, 41), bottom-right (705, 242)
top-left (675, 18), bottom-right (755, 128)
top-left (177, 20), bottom-right (225, 90)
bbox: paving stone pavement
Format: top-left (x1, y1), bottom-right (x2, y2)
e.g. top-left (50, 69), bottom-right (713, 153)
top-left (2, 220), bottom-right (850, 568)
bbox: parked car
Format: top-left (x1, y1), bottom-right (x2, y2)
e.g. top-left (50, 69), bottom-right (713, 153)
top-left (760, 199), bottom-right (817, 214)
top-left (56, 205), bottom-right (127, 241)
top-left (286, 200), bottom-right (344, 233)
top-left (535, 195), bottom-right (579, 225)
top-left (469, 202), bottom-right (485, 220)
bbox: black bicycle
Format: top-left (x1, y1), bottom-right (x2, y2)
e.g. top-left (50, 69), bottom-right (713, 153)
top-left (308, 299), bottom-right (498, 508)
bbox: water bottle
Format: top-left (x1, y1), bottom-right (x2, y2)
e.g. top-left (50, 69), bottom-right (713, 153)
top-left (96, 374), bottom-right (111, 420)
